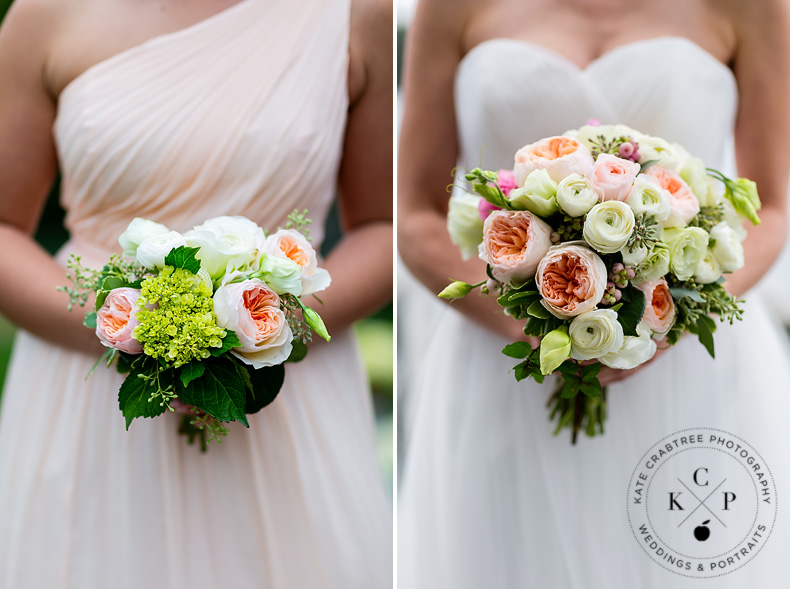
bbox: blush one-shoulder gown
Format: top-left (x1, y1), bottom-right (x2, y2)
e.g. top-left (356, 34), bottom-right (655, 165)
top-left (0, 1), bottom-right (392, 587)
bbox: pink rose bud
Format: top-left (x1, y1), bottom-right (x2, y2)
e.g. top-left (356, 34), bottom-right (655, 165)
top-left (478, 198), bottom-right (502, 222)
top-left (495, 169), bottom-right (517, 197)
top-left (95, 288), bottom-right (144, 354)
top-left (618, 142), bottom-right (635, 158)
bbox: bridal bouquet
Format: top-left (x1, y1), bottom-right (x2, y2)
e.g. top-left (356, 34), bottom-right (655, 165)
top-left (441, 124), bottom-right (761, 443)
top-left (60, 211), bottom-right (331, 450)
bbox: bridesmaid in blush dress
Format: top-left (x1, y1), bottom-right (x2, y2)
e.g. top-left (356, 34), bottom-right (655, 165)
top-left (0, 0), bottom-right (393, 587)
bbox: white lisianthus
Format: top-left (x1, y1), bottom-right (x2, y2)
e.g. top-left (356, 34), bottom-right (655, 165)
top-left (679, 153), bottom-right (709, 202)
top-left (556, 173), bottom-right (599, 217)
top-left (257, 255), bottom-right (303, 296)
top-left (622, 244), bottom-right (649, 266)
top-left (185, 216), bottom-right (266, 281)
top-left (583, 201), bottom-right (636, 254)
top-left (664, 227), bottom-right (709, 281)
top-left (634, 135), bottom-right (684, 171)
top-left (263, 229), bottom-right (331, 296)
top-left (135, 231), bottom-right (187, 270)
top-left (119, 218), bottom-right (170, 258)
top-left (600, 321), bottom-right (657, 370)
top-left (213, 279), bottom-right (293, 368)
top-left (568, 309), bottom-right (625, 361)
top-left (625, 175), bottom-right (671, 221)
top-left (710, 222), bottom-right (745, 272)
top-left (721, 199), bottom-right (748, 241)
top-left (447, 192), bottom-right (484, 260)
top-left (634, 243), bottom-right (671, 283)
top-left (694, 249), bottom-right (723, 284)
top-left (508, 169), bottom-right (559, 217)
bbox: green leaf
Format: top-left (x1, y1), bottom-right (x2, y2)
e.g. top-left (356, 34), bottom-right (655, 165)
top-left (526, 299), bottom-right (551, 319)
top-left (179, 362), bottom-right (206, 388)
top-left (242, 362), bottom-right (286, 414)
top-left (560, 378), bottom-right (579, 399)
top-left (639, 159), bottom-right (659, 173)
top-left (83, 312), bottom-right (97, 329)
top-left (696, 315), bottom-right (716, 358)
top-left (94, 290), bottom-right (111, 311)
top-left (669, 287), bottom-right (705, 303)
top-left (100, 276), bottom-right (126, 291)
top-left (582, 379), bottom-right (602, 398)
top-left (581, 362), bottom-right (602, 382)
top-left (513, 361), bottom-right (531, 382)
top-left (286, 340), bottom-right (308, 363)
top-left (502, 341), bottom-right (533, 359)
top-left (117, 362), bottom-right (168, 429)
top-left (210, 330), bottom-right (242, 357)
top-left (616, 286), bottom-right (646, 337)
top-left (164, 246), bottom-right (201, 274)
top-left (176, 357), bottom-right (249, 426)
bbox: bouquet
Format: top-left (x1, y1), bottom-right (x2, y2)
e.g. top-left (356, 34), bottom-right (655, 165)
top-left (60, 211), bottom-right (330, 450)
top-left (441, 124), bottom-right (761, 443)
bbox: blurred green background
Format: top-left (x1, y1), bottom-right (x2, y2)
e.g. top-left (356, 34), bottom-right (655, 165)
top-left (0, 0), bottom-right (393, 489)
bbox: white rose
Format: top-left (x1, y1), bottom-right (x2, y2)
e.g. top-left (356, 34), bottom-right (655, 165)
top-left (569, 309), bottom-right (625, 361)
top-left (263, 229), bottom-right (330, 296)
top-left (118, 218), bottom-right (170, 258)
top-left (257, 255), bottom-right (303, 296)
top-left (556, 173), bottom-right (599, 217)
top-left (135, 231), bottom-right (187, 270)
top-left (694, 249), bottom-right (722, 284)
top-left (213, 279), bottom-right (293, 368)
top-left (710, 222), bottom-right (745, 272)
top-left (583, 201), bottom-right (636, 254)
top-left (508, 169), bottom-right (559, 217)
top-left (447, 192), bottom-right (484, 260)
top-left (625, 175), bottom-right (671, 222)
top-left (185, 216), bottom-right (266, 280)
top-left (600, 321), bottom-right (657, 369)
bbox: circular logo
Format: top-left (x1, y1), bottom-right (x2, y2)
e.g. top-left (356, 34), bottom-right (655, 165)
top-left (627, 428), bottom-right (777, 578)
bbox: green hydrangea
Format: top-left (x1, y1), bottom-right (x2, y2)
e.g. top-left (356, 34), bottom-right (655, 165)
top-left (133, 266), bottom-right (225, 367)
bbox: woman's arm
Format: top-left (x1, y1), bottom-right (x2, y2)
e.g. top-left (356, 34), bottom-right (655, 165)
top-left (304, 0), bottom-right (394, 335)
top-left (0, 1), bottom-right (101, 354)
top-left (398, 0), bottom-right (526, 341)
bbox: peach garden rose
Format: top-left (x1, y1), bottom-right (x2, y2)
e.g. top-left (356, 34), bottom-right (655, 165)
top-left (535, 243), bottom-right (608, 319)
top-left (637, 278), bottom-right (675, 337)
top-left (513, 136), bottom-right (594, 186)
top-left (646, 166), bottom-right (700, 227)
top-left (95, 287), bottom-right (144, 354)
top-left (479, 210), bottom-right (553, 285)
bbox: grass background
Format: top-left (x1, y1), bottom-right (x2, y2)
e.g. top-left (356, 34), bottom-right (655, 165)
top-left (0, 0), bottom-right (393, 488)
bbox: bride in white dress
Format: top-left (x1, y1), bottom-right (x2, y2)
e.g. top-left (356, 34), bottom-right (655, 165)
top-left (398, 0), bottom-right (790, 587)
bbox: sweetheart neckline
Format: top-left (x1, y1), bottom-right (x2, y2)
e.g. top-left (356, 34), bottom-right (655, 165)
top-left (56, 0), bottom-right (255, 105)
top-left (459, 36), bottom-right (736, 87)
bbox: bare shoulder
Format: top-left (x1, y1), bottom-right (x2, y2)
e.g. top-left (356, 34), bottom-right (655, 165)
top-left (348, 0), bottom-right (392, 106)
top-left (711, 0), bottom-right (790, 41)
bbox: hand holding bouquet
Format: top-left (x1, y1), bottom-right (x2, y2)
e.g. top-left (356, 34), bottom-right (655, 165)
top-left (441, 125), bottom-right (761, 443)
top-left (60, 211), bottom-right (330, 450)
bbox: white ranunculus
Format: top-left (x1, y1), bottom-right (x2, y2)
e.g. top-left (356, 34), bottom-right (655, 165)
top-left (118, 218), bottom-right (170, 258)
top-left (257, 255), bottom-right (303, 296)
top-left (625, 175), bottom-right (671, 221)
top-left (185, 216), bottom-right (266, 281)
top-left (213, 279), bottom-right (293, 368)
top-left (583, 201), bottom-right (636, 254)
top-left (556, 173), bottom-right (600, 217)
top-left (634, 135), bottom-right (685, 171)
top-left (710, 222), bottom-right (745, 272)
top-left (447, 192), bottom-right (484, 260)
top-left (569, 309), bottom-right (625, 361)
top-left (135, 231), bottom-right (187, 270)
top-left (694, 249), bottom-right (723, 284)
top-left (508, 169), bottom-right (559, 217)
top-left (600, 321), bottom-right (657, 370)
top-left (263, 229), bottom-right (330, 296)
top-left (721, 199), bottom-right (748, 241)
top-left (664, 227), bottom-right (709, 281)
top-left (634, 243), bottom-right (671, 284)
top-left (622, 244), bottom-right (649, 267)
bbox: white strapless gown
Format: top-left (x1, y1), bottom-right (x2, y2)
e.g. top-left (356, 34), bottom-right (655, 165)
top-left (399, 37), bottom-right (790, 588)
